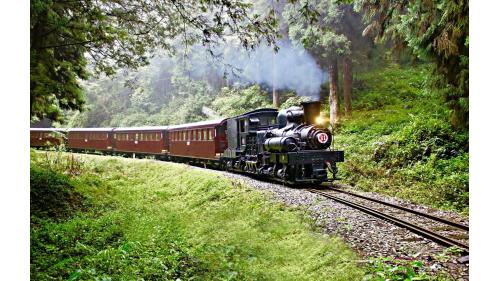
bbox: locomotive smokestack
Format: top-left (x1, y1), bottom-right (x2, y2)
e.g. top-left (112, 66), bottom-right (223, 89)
top-left (302, 101), bottom-right (321, 125)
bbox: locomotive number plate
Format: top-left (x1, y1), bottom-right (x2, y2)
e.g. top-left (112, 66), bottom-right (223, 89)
top-left (317, 133), bottom-right (329, 144)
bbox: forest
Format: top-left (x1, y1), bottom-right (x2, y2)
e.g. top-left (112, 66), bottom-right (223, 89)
top-left (30, 0), bottom-right (469, 280)
top-left (31, 0), bottom-right (468, 212)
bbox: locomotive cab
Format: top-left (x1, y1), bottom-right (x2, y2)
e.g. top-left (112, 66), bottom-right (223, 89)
top-left (223, 108), bottom-right (278, 159)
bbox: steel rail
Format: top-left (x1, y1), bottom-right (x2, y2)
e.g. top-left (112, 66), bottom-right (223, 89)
top-left (324, 187), bottom-right (469, 231)
top-left (309, 189), bottom-right (469, 252)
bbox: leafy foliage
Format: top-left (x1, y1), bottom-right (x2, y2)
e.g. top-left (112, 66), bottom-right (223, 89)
top-left (30, 165), bottom-right (84, 220)
top-left (279, 95), bottom-right (312, 110)
top-left (31, 0), bottom-right (282, 122)
top-left (363, 257), bottom-right (432, 281)
top-left (334, 65), bottom-right (469, 213)
top-left (211, 85), bottom-right (273, 117)
top-left (354, 0), bottom-right (469, 128)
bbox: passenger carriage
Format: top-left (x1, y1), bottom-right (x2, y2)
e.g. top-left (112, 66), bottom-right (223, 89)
top-left (67, 128), bottom-right (114, 152)
top-left (30, 128), bottom-right (66, 148)
top-left (112, 126), bottom-right (170, 157)
top-left (168, 119), bottom-right (227, 162)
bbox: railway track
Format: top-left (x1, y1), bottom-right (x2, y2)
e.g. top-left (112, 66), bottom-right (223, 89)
top-left (309, 188), bottom-right (469, 253)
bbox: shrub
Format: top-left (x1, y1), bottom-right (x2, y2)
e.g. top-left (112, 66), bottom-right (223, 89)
top-left (30, 165), bottom-right (85, 220)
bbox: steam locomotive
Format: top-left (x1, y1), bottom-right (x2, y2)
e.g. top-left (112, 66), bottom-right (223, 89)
top-left (30, 101), bottom-right (344, 185)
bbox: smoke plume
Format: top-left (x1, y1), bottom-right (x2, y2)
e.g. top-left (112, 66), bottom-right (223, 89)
top-left (217, 41), bottom-right (325, 100)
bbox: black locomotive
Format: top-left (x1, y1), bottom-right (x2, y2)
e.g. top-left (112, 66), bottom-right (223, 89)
top-left (222, 101), bottom-right (344, 184)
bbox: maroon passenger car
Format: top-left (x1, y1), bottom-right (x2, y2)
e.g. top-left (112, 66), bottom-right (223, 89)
top-left (168, 119), bottom-right (227, 160)
top-left (30, 128), bottom-right (66, 148)
top-left (67, 128), bottom-right (114, 152)
top-left (112, 126), bottom-right (169, 156)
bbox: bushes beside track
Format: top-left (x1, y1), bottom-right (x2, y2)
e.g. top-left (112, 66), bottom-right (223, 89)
top-left (333, 64), bottom-right (469, 214)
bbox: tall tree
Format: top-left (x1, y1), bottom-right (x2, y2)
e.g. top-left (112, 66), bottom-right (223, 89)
top-left (355, 0), bottom-right (469, 128)
top-left (31, 0), bottom-right (281, 122)
top-left (337, 4), bottom-right (373, 117)
top-left (284, 0), bottom-right (366, 126)
top-left (343, 56), bottom-right (353, 116)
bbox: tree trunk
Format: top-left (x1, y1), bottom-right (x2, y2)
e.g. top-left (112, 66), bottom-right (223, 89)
top-left (272, 51), bottom-right (279, 108)
top-left (329, 58), bottom-right (340, 127)
top-left (343, 56), bottom-right (352, 117)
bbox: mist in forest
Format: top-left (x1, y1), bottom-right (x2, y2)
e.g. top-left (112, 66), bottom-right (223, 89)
top-left (188, 41), bottom-right (326, 100)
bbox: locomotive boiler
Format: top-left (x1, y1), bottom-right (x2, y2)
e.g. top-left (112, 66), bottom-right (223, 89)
top-left (222, 101), bottom-right (344, 184)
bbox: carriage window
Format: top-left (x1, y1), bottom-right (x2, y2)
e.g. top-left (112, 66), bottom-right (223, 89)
top-left (208, 129), bottom-right (213, 140)
top-left (203, 129), bottom-right (207, 140)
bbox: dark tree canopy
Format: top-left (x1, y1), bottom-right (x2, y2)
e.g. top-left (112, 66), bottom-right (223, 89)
top-left (30, 0), bottom-right (282, 122)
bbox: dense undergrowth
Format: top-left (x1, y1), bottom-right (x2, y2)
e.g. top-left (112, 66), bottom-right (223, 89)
top-left (30, 151), bottom-right (365, 280)
top-left (333, 64), bottom-right (469, 214)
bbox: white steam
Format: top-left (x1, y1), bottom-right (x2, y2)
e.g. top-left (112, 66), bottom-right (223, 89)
top-left (222, 41), bottom-right (325, 100)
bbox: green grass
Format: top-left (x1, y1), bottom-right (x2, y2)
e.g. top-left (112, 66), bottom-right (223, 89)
top-left (30, 151), bottom-right (364, 280)
top-left (332, 64), bottom-right (469, 214)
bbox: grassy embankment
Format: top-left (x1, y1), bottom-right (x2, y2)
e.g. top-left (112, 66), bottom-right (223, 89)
top-left (30, 151), bottom-right (364, 280)
top-left (333, 64), bottom-right (468, 214)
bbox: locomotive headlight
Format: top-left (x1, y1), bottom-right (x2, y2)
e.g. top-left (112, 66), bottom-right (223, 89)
top-left (315, 116), bottom-right (328, 125)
